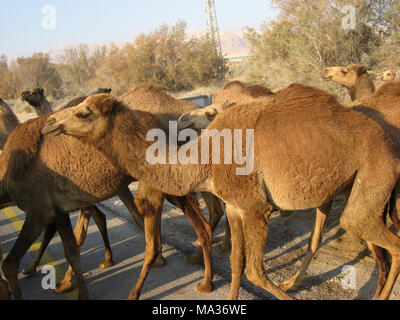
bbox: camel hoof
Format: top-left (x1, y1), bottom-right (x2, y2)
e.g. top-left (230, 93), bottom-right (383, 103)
top-left (55, 281), bottom-right (74, 294)
top-left (99, 260), bottom-right (114, 269)
top-left (127, 291), bottom-right (140, 300)
top-left (22, 268), bottom-right (37, 277)
top-left (195, 281), bottom-right (213, 294)
top-left (184, 254), bottom-right (202, 266)
top-left (278, 279), bottom-right (300, 292)
top-left (153, 254), bottom-right (167, 268)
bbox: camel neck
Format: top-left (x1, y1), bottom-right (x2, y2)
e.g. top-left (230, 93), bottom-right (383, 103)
top-left (37, 96), bottom-right (53, 116)
top-left (97, 108), bottom-right (211, 196)
top-left (350, 73), bottom-right (375, 101)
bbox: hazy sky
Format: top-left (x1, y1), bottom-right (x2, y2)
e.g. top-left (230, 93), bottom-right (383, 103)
top-left (0, 0), bottom-right (278, 59)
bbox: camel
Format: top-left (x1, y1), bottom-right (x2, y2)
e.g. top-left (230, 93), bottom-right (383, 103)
top-left (276, 80), bottom-right (400, 298)
top-left (43, 85), bottom-right (400, 300)
top-left (178, 80), bottom-right (400, 298)
top-left (18, 88), bottom-right (128, 282)
top-left (0, 84), bottom-right (214, 300)
top-left (21, 85), bottom-right (222, 263)
top-left (323, 64), bottom-right (376, 101)
top-left (0, 99), bottom-right (20, 150)
top-left (381, 69), bottom-right (397, 82)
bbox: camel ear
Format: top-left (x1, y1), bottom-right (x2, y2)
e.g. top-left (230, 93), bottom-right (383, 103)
top-left (357, 65), bottom-right (367, 76)
top-left (100, 97), bottom-right (115, 116)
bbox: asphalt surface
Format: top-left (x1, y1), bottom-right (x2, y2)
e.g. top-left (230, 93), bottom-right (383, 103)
top-left (2, 182), bottom-right (400, 301)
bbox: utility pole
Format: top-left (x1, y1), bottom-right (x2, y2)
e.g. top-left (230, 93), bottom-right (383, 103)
top-left (204, 0), bottom-right (225, 79)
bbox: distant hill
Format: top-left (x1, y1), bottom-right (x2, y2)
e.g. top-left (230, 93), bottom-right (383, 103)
top-left (45, 29), bottom-right (251, 63)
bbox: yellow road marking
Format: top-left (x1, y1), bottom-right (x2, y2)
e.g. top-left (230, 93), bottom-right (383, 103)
top-left (1, 207), bottom-right (78, 300)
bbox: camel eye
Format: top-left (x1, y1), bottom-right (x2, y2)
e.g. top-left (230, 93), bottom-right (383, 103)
top-left (205, 112), bottom-right (216, 121)
top-left (341, 69), bottom-right (348, 75)
top-left (76, 112), bottom-right (91, 120)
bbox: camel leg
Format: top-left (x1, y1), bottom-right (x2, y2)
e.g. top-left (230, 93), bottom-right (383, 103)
top-left (89, 206), bottom-right (114, 269)
top-left (279, 202), bottom-right (330, 292)
top-left (117, 187), bottom-right (165, 267)
top-left (366, 242), bottom-right (390, 299)
top-left (241, 208), bottom-right (294, 300)
top-left (127, 185), bottom-right (163, 300)
top-left (2, 213), bottom-right (48, 300)
top-left (169, 194), bottom-right (213, 293)
top-left (22, 222), bottom-right (57, 277)
top-left (0, 243), bottom-right (10, 300)
top-left (225, 205), bottom-right (245, 300)
top-left (117, 187), bottom-right (144, 229)
top-left (56, 206), bottom-right (113, 293)
top-left (201, 192), bottom-right (230, 252)
top-left (167, 194), bottom-right (212, 271)
top-left (53, 210), bottom-right (88, 300)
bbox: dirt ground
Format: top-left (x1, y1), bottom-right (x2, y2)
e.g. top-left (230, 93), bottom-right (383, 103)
top-left (100, 182), bottom-right (400, 300)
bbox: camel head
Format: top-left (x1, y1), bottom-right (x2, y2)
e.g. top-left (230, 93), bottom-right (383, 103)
top-left (381, 69), bottom-right (397, 81)
top-left (21, 88), bottom-right (44, 108)
top-left (42, 93), bottom-right (115, 141)
top-left (178, 101), bottom-right (236, 132)
top-left (323, 64), bottom-right (368, 89)
top-left (91, 88), bottom-right (112, 95)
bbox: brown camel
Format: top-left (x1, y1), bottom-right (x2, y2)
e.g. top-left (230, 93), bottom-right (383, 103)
top-left (323, 64), bottom-right (376, 101)
top-left (0, 243), bottom-right (10, 300)
top-left (18, 87), bottom-right (131, 284)
top-left (381, 69), bottom-right (397, 82)
top-left (0, 99), bottom-right (20, 150)
top-left (278, 80), bottom-right (400, 298)
top-left (0, 85), bottom-right (214, 300)
top-left (20, 85), bottom-right (220, 268)
top-left (43, 84), bottom-right (400, 300)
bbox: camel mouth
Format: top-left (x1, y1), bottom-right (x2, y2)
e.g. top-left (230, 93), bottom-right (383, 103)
top-left (41, 119), bottom-right (64, 137)
top-left (21, 92), bottom-right (30, 101)
top-left (177, 121), bottom-right (193, 131)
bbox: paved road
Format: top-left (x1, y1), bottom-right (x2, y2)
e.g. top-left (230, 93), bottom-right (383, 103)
top-left (2, 182), bottom-right (400, 301)
top-left (0, 198), bottom-right (257, 300)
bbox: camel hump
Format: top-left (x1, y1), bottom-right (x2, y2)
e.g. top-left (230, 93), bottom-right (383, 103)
top-left (275, 83), bottom-right (338, 105)
top-left (374, 81), bottom-right (400, 97)
top-left (242, 85), bottom-right (273, 98)
top-left (223, 81), bottom-right (245, 90)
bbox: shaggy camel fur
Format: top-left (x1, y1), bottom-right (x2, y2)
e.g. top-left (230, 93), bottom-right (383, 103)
top-left (18, 88), bottom-right (127, 283)
top-left (120, 83), bottom-right (227, 257)
top-left (381, 69), bottom-right (397, 82)
top-left (0, 85), bottom-right (214, 300)
top-left (278, 80), bottom-right (400, 298)
top-left (43, 85), bottom-right (400, 300)
top-left (26, 83), bottom-right (218, 271)
top-left (323, 64), bottom-right (376, 101)
top-left (0, 243), bottom-right (10, 300)
top-left (0, 99), bottom-right (20, 150)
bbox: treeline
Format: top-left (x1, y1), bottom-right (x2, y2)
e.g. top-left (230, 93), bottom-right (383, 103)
top-left (243, 0), bottom-right (400, 95)
top-left (0, 21), bottom-right (226, 99)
